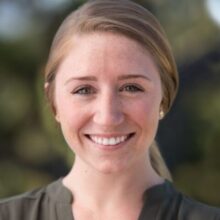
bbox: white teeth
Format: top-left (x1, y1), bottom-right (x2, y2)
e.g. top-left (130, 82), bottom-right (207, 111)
top-left (109, 138), bottom-right (116, 145)
top-left (116, 137), bottom-right (120, 143)
top-left (120, 136), bottom-right (125, 142)
top-left (103, 138), bottom-right (108, 145)
top-left (97, 137), bottom-right (102, 144)
top-left (89, 135), bottom-right (129, 146)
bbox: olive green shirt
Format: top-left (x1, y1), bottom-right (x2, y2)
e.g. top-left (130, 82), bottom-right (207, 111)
top-left (0, 179), bottom-right (220, 219)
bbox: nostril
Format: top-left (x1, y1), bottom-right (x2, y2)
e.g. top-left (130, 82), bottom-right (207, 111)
top-left (93, 110), bottom-right (124, 126)
top-left (92, 93), bottom-right (124, 126)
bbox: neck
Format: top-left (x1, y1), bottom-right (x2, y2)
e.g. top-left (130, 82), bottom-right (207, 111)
top-left (63, 155), bottom-right (164, 210)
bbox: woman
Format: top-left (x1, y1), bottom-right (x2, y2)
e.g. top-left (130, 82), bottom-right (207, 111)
top-left (0, 0), bottom-right (219, 219)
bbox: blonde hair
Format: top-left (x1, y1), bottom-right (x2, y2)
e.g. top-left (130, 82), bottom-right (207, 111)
top-left (45, 0), bottom-right (178, 181)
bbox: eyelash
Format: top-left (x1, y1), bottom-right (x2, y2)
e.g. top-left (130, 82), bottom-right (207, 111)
top-left (119, 84), bottom-right (144, 93)
top-left (72, 84), bottom-right (144, 95)
top-left (72, 85), bottom-right (96, 95)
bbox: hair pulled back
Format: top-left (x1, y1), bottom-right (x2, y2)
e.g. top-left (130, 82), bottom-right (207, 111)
top-left (45, 0), bottom-right (178, 181)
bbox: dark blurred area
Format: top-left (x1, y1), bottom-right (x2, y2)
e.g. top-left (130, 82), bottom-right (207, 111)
top-left (0, 0), bottom-right (220, 206)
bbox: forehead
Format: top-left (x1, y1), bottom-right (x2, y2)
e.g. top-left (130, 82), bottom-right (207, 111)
top-left (67, 32), bottom-right (147, 57)
top-left (57, 32), bottom-right (160, 81)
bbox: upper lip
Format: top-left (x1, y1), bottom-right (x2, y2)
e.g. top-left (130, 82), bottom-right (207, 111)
top-left (85, 133), bottom-right (135, 138)
top-left (85, 132), bottom-right (134, 138)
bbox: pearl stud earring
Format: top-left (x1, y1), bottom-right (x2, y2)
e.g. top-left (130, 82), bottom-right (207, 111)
top-left (159, 110), bottom-right (164, 119)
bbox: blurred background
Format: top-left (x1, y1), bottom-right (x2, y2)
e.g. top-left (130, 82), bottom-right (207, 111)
top-left (0, 0), bottom-right (220, 206)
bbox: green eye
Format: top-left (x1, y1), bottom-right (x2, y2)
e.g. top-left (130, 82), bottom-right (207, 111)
top-left (72, 86), bottom-right (96, 95)
top-left (120, 84), bottom-right (143, 93)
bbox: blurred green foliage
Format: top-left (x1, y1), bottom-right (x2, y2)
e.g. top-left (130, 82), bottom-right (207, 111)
top-left (174, 76), bottom-right (220, 205)
top-left (0, 0), bottom-right (220, 206)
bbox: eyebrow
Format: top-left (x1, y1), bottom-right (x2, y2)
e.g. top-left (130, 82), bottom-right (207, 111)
top-left (65, 74), bottom-right (151, 84)
top-left (118, 74), bottom-right (152, 81)
top-left (65, 76), bottom-right (97, 84)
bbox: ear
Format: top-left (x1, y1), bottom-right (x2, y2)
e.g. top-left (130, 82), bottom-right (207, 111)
top-left (44, 82), bottom-right (60, 122)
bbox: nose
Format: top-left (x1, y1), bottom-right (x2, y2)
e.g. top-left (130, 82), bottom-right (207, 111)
top-left (93, 90), bottom-right (124, 127)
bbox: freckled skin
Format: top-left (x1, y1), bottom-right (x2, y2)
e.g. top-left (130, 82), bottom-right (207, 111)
top-left (54, 32), bottom-right (163, 174)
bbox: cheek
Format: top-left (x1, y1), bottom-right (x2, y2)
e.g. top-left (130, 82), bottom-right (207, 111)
top-left (54, 84), bottom-right (76, 121)
top-left (56, 101), bottom-right (84, 129)
top-left (56, 102), bottom-right (87, 151)
top-left (128, 96), bottom-right (160, 123)
top-left (55, 97), bottom-right (93, 144)
top-left (54, 90), bottom-right (80, 131)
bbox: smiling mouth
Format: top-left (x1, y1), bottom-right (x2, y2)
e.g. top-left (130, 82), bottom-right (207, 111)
top-left (85, 133), bottom-right (135, 146)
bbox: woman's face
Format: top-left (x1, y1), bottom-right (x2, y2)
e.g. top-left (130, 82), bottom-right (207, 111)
top-left (53, 32), bottom-right (163, 174)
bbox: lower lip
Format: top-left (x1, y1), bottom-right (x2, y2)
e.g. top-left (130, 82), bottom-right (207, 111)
top-left (86, 134), bottom-right (134, 151)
